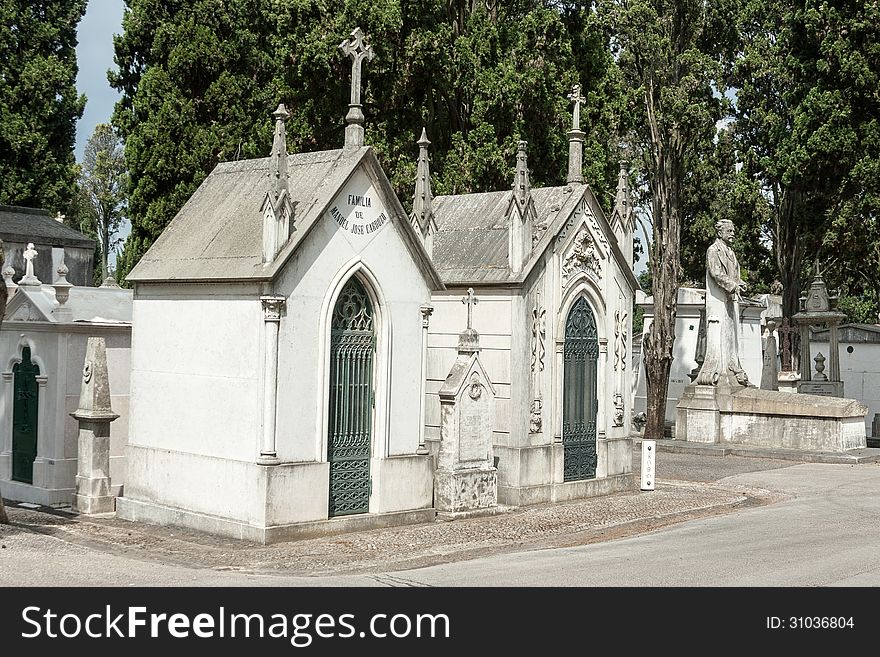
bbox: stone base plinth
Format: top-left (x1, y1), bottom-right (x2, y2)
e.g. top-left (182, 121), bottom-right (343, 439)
top-left (434, 466), bottom-right (497, 513)
top-left (75, 493), bottom-right (115, 514)
top-left (75, 474), bottom-right (115, 514)
top-left (676, 384), bottom-right (867, 451)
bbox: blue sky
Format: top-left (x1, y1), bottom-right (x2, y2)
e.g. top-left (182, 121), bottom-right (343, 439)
top-left (74, 0), bottom-right (125, 162)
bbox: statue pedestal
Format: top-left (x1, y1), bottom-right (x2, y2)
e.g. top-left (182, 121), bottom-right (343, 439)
top-left (676, 384), bottom-right (722, 443)
top-left (676, 384), bottom-right (867, 451)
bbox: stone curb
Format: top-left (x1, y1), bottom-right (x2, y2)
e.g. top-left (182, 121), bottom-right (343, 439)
top-left (634, 437), bottom-right (880, 464)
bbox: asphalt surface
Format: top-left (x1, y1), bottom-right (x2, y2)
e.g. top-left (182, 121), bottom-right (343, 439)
top-left (0, 449), bottom-right (820, 586)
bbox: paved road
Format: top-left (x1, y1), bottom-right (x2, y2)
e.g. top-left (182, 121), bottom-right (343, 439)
top-left (383, 462), bottom-right (880, 586)
top-left (2, 459), bottom-right (877, 586)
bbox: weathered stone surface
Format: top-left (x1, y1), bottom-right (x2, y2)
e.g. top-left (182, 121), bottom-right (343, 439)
top-left (434, 467), bottom-right (497, 513)
top-left (72, 337), bottom-right (119, 514)
top-left (676, 384), bottom-right (867, 451)
top-left (435, 322), bottom-right (498, 513)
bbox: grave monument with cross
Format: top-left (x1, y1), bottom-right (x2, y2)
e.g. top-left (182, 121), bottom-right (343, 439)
top-left (436, 287), bottom-right (498, 516)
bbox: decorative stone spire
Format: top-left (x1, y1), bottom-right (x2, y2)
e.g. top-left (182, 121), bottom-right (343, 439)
top-left (270, 103), bottom-right (290, 201)
top-left (613, 160), bottom-right (632, 226)
top-left (261, 103), bottom-right (295, 264)
top-left (339, 27), bottom-right (375, 149)
top-left (72, 337), bottom-right (120, 514)
top-left (411, 128), bottom-right (436, 256)
top-left (513, 141), bottom-right (531, 209)
top-left (508, 141), bottom-right (535, 274)
top-left (566, 84), bottom-right (586, 184)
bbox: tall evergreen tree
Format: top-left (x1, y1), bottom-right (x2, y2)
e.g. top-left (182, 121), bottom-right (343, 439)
top-left (601, 0), bottom-right (737, 439)
top-left (733, 0), bottom-right (879, 322)
top-left (111, 0), bottom-right (620, 281)
top-left (0, 0), bottom-right (87, 216)
top-left (80, 123), bottom-right (128, 281)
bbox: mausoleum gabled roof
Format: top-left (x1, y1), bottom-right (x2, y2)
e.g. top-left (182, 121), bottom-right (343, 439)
top-left (432, 183), bottom-right (639, 291)
top-left (3, 285), bottom-right (132, 324)
top-left (127, 147), bottom-right (443, 288)
top-left (0, 205), bottom-right (95, 248)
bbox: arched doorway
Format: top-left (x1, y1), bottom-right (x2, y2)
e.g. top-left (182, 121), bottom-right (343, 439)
top-left (12, 345), bottom-right (39, 484)
top-left (327, 277), bottom-right (375, 516)
top-left (563, 297), bottom-right (598, 481)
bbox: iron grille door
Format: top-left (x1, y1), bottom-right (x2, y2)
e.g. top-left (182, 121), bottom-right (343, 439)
top-left (327, 278), bottom-right (375, 516)
top-left (563, 297), bottom-right (598, 481)
top-left (12, 346), bottom-right (39, 484)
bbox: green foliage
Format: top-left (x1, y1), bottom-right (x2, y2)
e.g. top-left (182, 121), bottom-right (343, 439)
top-left (79, 123), bottom-right (128, 280)
top-left (837, 292), bottom-right (879, 325)
top-left (111, 0), bottom-right (621, 280)
top-left (732, 0), bottom-right (880, 320)
top-left (0, 0), bottom-right (87, 217)
top-left (601, 0), bottom-right (736, 436)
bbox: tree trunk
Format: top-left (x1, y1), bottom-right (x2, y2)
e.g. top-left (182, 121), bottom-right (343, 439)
top-left (642, 90), bottom-right (683, 440)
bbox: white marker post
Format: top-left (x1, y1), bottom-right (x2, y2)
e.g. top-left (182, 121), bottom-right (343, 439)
top-left (640, 440), bottom-right (656, 491)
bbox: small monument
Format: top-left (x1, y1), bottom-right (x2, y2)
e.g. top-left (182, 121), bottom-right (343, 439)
top-left (435, 288), bottom-right (498, 516)
top-left (793, 263), bottom-right (845, 397)
top-left (677, 222), bottom-right (867, 451)
top-left (19, 242), bottom-right (41, 286)
top-left (72, 337), bottom-right (120, 514)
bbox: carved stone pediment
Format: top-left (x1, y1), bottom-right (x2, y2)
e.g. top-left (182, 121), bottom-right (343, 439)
top-left (7, 299), bottom-right (46, 322)
top-left (561, 225), bottom-right (603, 286)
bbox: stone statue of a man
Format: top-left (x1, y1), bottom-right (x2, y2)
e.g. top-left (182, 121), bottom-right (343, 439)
top-left (695, 219), bottom-right (750, 387)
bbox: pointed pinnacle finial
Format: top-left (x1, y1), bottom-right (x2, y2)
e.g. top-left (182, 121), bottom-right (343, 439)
top-left (411, 127), bottom-right (435, 247)
top-left (514, 141), bottom-right (531, 207)
top-left (270, 103), bottom-right (290, 200)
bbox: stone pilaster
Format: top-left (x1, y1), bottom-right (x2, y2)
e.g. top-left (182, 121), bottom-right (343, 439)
top-left (258, 295), bottom-right (285, 465)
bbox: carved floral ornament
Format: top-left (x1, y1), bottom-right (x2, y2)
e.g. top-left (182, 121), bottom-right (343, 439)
top-left (531, 292), bottom-right (546, 372)
top-left (561, 225), bottom-right (602, 287)
top-left (612, 393), bottom-right (624, 427)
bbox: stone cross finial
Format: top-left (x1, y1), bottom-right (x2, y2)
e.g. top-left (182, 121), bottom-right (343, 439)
top-left (339, 27), bottom-right (374, 149)
top-left (568, 84), bottom-right (586, 131)
top-left (462, 287), bottom-right (479, 330)
top-left (339, 27), bottom-right (374, 107)
top-left (20, 242), bottom-right (41, 285)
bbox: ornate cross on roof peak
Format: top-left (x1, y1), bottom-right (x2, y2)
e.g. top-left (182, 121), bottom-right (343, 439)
top-left (568, 84), bottom-right (586, 131)
top-left (339, 27), bottom-right (374, 108)
top-left (462, 287), bottom-right (479, 330)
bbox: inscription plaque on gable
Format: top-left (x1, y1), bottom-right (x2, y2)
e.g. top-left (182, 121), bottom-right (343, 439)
top-left (326, 170), bottom-right (389, 237)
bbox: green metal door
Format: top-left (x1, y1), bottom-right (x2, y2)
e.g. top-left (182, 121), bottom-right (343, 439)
top-left (327, 277), bottom-right (375, 516)
top-left (563, 297), bottom-right (598, 481)
top-left (12, 345), bottom-right (39, 484)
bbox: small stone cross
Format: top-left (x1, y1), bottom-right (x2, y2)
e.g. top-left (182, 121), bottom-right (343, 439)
top-left (568, 84), bottom-right (586, 131)
top-left (462, 287), bottom-right (479, 330)
top-left (23, 242), bottom-right (38, 277)
top-left (339, 27), bottom-right (374, 107)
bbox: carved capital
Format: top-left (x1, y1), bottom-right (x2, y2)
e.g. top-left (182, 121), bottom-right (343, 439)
top-left (420, 303), bottom-right (434, 328)
top-left (260, 295), bottom-right (286, 322)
